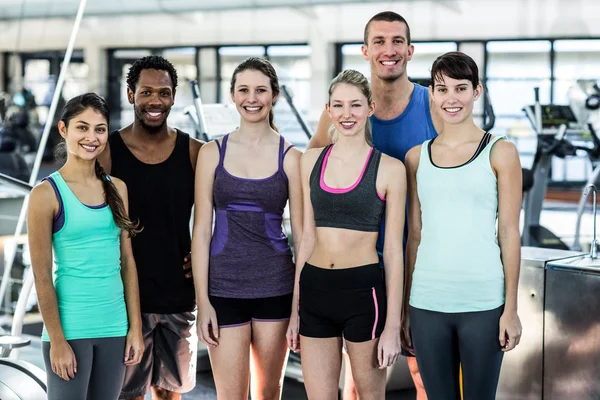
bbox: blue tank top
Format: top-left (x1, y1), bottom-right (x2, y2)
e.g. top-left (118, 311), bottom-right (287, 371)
top-left (41, 171), bottom-right (128, 341)
top-left (209, 134), bottom-right (295, 298)
top-left (371, 83), bottom-right (438, 260)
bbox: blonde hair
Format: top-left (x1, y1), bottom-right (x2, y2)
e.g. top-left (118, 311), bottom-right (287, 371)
top-left (327, 69), bottom-right (373, 146)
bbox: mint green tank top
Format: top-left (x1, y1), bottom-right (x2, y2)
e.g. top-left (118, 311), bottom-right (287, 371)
top-left (409, 135), bottom-right (506, 313)
top-left (41, 171), bottom-right (128, 341)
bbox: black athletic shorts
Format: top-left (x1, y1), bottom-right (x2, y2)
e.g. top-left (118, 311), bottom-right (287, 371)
top-left (299, 262), bottom-right (387, 343)
top-left (210, 293), bottom-right (293, 328)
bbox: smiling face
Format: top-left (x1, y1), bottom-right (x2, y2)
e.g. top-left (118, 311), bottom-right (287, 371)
top-left (128, 68), bottom-right (174, 133)
top-left (362, 20), bottom-right (413, 82)
top-left (59, 107), bottom-right (108, 161)
top-left (431, 73), bottom-right (482, 125)
top-left (231, 69), bottom-right (277, 124)
top-left (327, 82), bottom-right (374, 142)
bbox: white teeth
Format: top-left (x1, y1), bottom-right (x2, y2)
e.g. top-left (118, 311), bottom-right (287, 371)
top-left (81, 144), bottom-right (96, 151)
top-left (381, 61), bottom-right (397, 66)
top-left (147, 112), bottom-right (161, 117)
top-left (245, 107), bottom-right (260, 111)
top-left (445, 108), bottom-right (461, 112)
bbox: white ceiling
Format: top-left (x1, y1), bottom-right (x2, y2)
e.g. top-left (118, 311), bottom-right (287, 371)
top-left (0, 0), bottom-right (460, 20)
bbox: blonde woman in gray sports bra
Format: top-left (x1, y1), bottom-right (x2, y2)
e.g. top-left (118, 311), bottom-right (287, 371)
top-left (287, 69), bottom-right (407, 400)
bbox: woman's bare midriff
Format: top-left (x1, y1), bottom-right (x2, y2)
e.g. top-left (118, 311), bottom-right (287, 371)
top-left (307, 227), bottom-right (379, 269)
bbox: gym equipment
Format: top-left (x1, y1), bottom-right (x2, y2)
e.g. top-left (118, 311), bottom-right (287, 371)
top-left (521, 88), bottom-right (580, 249)
top-left (280, 85), bottom-right (313, 140)
top-left (496, 246), bottom-right (584, 399)
top-left (0, 358), bottom-right (47, 400)
top-left (0, 91), bottom-right (33, 182)
top-left (0, 173), bottom-right (47, 398)
top-left (569, 81), bottom-right (600, 251)
top-left (184, 80), bottom-right (239, 142)
top-left (543, 185), bottom-right (600, 398)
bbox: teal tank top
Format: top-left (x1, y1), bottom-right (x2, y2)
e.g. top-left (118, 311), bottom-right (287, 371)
top-left (41, 171), bottom-right (128, 341)
top-left (409, 134), bottom-right (506, 313)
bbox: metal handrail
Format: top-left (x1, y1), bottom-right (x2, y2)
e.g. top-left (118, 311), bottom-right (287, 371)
top-left (0, 173), bottom-right (32, 194)
top-left (281, 85), bottom-right (313, 140)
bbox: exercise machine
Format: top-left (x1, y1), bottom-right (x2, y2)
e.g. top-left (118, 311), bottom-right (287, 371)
top-left (522, 88), bottom-right (581, 249)
top-left (569, 80), bottom-right (600, 251)
top-left (0, 172), bottom-right (47, 399)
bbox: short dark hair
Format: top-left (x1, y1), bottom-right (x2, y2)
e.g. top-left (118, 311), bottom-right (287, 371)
top-left (126, 55), bottom-right (178, 93)
top-left (431, 51), bottom-right (480, 89)
top-left (364, 11), bottom-right (411, 45)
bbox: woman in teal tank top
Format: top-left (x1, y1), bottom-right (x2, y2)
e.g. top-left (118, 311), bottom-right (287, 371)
top-left (27, 93), bottom-right (144, 400)
top-left (402, 53), bottom-right (523, 400)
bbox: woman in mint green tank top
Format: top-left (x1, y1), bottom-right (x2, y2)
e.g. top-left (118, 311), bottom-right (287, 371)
top-left (27, 93), bottom-right (144, 400)
top-left (402, 53), bottom-right (523, 400)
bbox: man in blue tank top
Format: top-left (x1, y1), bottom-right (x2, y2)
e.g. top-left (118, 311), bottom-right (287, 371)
top-left (308, 11), bottom-right (441, 400)
top-left (98, 56), bottom-right (203, 400)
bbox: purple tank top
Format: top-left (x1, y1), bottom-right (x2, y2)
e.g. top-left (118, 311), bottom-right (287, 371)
top-left (209, 133), bottom-right (295, 298)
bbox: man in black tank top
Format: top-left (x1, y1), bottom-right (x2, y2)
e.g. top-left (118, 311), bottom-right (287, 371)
top-left (98, 56), bottom-right (203, 400)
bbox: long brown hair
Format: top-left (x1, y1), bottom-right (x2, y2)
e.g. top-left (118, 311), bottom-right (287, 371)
top-left (230, 57), bottom-right (279, 132)
top-left (58, 93), bottom-right (141, 237)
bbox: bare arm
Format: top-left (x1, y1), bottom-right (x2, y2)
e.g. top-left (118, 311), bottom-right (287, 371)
top-left (491, 139), bottom-right (523, 351)
top-left (286, 149), bottom-right (320, 351)
top-left (114, 178), bottom-right (144, 365)
top-left (401, 146), bottom-right (422, 351)
top-left (28, 182), bottom-right (78, 380)
top-left (283, 145), bottom-right (303, 266)
top-left (381, 156), bottom-right (407, 328)
top-left (191, 141), bottom-right (220, 346)
top-left (377, 155), bottom-right (407, 368)
top-left (28, 183), bottom-right (63, 342)
top-left (307, 108), bottom-right (332, 149)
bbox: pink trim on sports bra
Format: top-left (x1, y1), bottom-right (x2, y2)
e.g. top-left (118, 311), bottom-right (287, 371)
top-left (320, 146), bottom-right (386, 200)
top-left (320, 146), bottom-right (373, 193)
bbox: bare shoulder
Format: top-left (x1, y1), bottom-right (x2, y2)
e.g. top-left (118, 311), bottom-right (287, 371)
top-left (29, 180), bottom-right (57, 213)
top-left (196, 140), bottom-right (221, 167)
top-left (490, 137), bottom-right (518, 160)
top-left (405, 145), bottom-right (422, 169)
top-left (189, 136), bottom-right (204, 170)
top-left (301, 147), bottom-right (324, 165)
top-left (199, 140), bottom-right (219, 155)
top-left (109, 176), bottom-right (127, 195)
top-left (190, 137), bottom-right (204, 153)
top-left (379, 152), bottom-right (406, 175)
top-left (283, 139), bottom-right (302, 160)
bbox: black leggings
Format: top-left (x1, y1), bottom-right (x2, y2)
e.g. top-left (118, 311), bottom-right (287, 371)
top-left (42, 336), bottom-right (126, 400)
top-left (410, 305), bottom-right (504, 400)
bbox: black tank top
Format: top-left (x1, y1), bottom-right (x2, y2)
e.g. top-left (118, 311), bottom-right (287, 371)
top-left (109, 130), bottom-right (195, 313)
top-left (309, 145), bottom-right (385, 232)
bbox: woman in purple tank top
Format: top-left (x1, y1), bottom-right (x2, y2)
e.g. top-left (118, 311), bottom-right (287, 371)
top-left (191, 57), bottom-right (303, 399)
